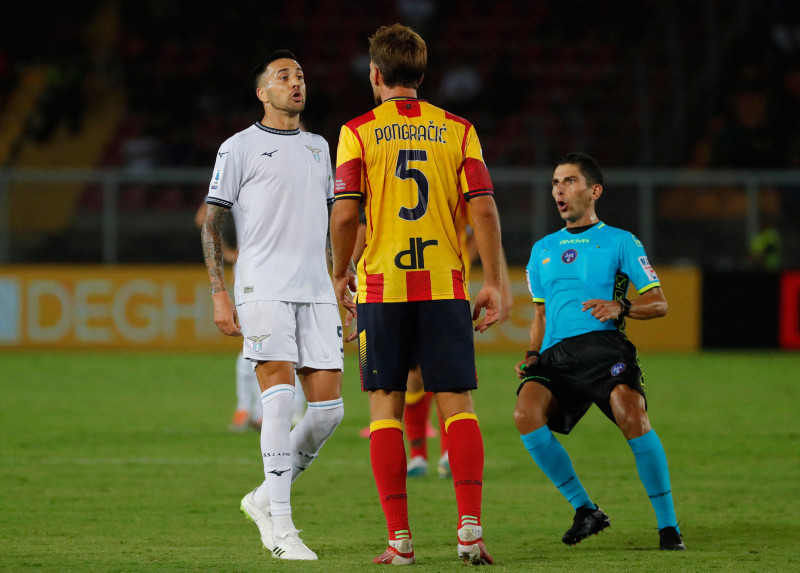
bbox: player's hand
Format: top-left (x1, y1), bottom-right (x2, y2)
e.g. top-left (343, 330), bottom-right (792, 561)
top-left (344, 318), bottom-right (358, 343)
top-left (582, 298), bottom-right (621, 323)
top-left (212, 291), bottom-right (242, 336)
top-left (333, 269), bottom-right (358, 334)
top-left (514, 354), bottom-right (540, 380)
top-left (472, 285), bottom-right (502, 333)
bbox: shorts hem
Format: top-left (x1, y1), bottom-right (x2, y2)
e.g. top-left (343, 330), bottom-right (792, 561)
top-left (296, 359), bottom-right (344, 371)
top-left (242, 353), bottom-right (298, 363)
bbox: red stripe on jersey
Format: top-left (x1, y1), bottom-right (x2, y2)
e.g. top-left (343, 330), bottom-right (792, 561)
top-left (464, 158), bottom-right (493, 194)
top-left (445, 111), bottom-right (471, 130)
top-left (334, 157), bottom-right (364, 196)
top-left (452, 269), bottom-right (466, 300)
top-left (395, 100), bottom-right (422, 118)
top-left (406, 270), bottom-right (432, 301)
top-left (345, 110), bottom-right (376, 131)
top-left (365, 273), bottom-right (384, 303)
top-left (445, 111), bottom-right (472, 154)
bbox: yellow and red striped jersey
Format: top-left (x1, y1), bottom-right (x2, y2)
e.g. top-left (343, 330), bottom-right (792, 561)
top-left (335, 97), bottom-right (493, 303)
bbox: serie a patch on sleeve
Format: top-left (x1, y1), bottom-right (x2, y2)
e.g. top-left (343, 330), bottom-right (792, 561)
top-left (210, 169), bottom-right (223, 190)
top-left (638, 256), bottom-right (659, 281)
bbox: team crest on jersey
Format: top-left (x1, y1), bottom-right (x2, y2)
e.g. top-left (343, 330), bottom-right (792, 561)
top-left (638, 256), bottom-right (659, 281)
top-left (247, 334), bottom-right (270, 352)
top-left (210, 169), bottom-right (223, 190)
top-left (561, 249), bottom-right (578, 264)
top-left (305, 145), bottom-right (322, 162)
top-left (610, 362), bottom-right (626, 376)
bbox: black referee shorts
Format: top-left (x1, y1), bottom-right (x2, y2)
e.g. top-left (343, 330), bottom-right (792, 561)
top-left (357, 299), bottom-right (477, 393)
top-left (517, 330), bottom-right (646, 434)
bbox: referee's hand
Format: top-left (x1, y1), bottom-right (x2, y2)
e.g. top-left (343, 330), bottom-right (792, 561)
top-left (514, 353), bottom-right (539, 380)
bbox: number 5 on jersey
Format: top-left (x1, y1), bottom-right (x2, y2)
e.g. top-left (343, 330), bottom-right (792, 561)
top-left (395, 149), bottom-right (428, 221)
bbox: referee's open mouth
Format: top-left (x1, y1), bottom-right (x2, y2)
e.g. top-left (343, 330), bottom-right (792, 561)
top-left (557, 200), bottom-right (568, 212)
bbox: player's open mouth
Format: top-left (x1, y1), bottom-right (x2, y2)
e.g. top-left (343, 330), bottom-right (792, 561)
top-left (291, 91), bottom-right (303, 102)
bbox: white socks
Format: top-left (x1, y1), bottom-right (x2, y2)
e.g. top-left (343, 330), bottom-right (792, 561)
top-left (254, 389), bottom-right (344, 538)
top-left (259, 384), bottom-right (295, 529)
top-left (290, 398), bottom-right (344, 480)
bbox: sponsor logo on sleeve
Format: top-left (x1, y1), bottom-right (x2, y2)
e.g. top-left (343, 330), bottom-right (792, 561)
top-left (638, 256), bottom-right (659, 281)
top-left (610, 362), bottom-right (626, 376)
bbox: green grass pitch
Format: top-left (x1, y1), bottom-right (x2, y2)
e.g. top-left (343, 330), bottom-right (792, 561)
top-left (1, 350), bottom-right (798, 571)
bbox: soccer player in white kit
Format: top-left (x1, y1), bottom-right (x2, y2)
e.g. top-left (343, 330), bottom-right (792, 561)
top-left (201, 50), bottom-right (344, 561)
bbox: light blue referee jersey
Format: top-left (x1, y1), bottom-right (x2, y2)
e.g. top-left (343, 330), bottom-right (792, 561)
top-left (525, 222), bottom-right (661, 352)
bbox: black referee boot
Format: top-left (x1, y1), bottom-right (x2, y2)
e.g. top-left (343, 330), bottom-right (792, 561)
top-left (659, 526), bottom-right (686, 550)
top-left (562, 505), bottom-right (610, 545)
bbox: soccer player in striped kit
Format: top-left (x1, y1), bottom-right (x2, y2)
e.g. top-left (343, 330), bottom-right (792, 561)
top-left (330, 24), bottom-right (504, 565)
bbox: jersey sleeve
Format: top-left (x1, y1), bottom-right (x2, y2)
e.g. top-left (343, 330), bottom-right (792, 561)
top-left (460, 125), bottom-right (493, 201)
top-left (334, 125), bottom-right (364, 201)
top-left (207, 138), bottom-right (243, 210)
top-left (525, 243), bottom-right (545, 303)
top-left (619, 233), bottom-right (661, 293)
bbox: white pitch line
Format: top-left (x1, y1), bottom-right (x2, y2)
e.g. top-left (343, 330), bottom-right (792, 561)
top-left (1, 457), bottom-right (257, 466)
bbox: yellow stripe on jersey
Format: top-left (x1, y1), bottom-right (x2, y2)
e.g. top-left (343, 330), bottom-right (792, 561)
top-left (335, 97), bottom-right (492, 303)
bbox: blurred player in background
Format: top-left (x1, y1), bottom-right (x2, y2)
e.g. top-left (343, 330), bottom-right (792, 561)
top-left (513, 153), bottom-right (685, 551)
top-left (331, 24), bottom-right (503, 565)
top-left (201, 50), bottom-right (343, 561)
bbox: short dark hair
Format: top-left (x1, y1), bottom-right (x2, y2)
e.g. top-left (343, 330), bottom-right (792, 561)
top-left (369, 24), bottom-right (426, 89)
top-left (556, 152), bottom-right (604, 186)
top-left (252, 50), bottom-right (298, 91)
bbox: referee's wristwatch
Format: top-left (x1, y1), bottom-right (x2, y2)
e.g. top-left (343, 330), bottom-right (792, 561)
top-left (618, 297), bottom-right (631, 317)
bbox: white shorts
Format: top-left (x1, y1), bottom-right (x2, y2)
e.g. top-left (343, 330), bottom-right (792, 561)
top-left (238, 300), bottom-right (343, 371)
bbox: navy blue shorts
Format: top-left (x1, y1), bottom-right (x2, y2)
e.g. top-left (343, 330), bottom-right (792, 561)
top-left (517, 330), bottom-right (647, 434)
top-left (357, 299), bottom-right (477, 393)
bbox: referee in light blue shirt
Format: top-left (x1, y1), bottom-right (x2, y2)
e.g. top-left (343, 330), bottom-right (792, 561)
top-left (513, 153), bottom-right (685, 551)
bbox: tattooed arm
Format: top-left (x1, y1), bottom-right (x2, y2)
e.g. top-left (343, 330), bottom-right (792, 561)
top-left (201, 204), bottom-right (241, 336)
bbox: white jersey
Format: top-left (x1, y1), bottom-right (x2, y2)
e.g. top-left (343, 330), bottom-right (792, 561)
top-left (207, 122), bottom-right (336, 304)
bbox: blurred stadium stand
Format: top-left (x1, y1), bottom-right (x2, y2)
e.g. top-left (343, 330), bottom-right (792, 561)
top-left (1, 0), bottom-right (798, 268)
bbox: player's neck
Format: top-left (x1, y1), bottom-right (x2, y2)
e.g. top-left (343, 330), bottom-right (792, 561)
top-left (260, 109), bottom-right (300, 131)
top-left (380, 87), bottom-right (417, 103)
top-left (565, 211), bottom-right (599, 229)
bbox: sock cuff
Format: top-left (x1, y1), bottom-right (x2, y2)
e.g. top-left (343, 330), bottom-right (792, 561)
top-left (627, 428), bottom-right (660, 453)
top-left (307, 397), bottom-right (344, 410)
top-left (405, 389), bottom-right (426, 405)
top-left (520, 425), bottom-right (553, 449)
top-left (370, 419), bottom-right (402, 434)
top-left (261, 384), bottom-right (295, 403)
top-left (444, 412), bottom-right (478, 433)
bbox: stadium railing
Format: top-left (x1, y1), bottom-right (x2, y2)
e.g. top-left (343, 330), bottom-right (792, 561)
top-left (1, 168), bottom-right (798, 267)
